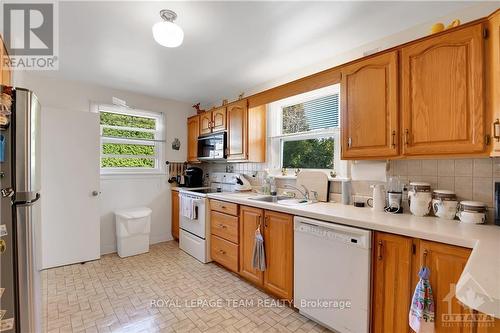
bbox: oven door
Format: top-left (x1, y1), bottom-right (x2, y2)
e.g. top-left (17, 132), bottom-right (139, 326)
top-left (179, 195), bottom-right (206, 239)
top-left (197, 133), bottom-right (226, 160)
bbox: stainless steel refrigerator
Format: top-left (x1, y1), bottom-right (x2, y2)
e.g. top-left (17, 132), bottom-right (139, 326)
top-left (0, 86), bottom-right (42, 333)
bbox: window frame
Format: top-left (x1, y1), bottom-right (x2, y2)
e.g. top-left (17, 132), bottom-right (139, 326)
top-left (98, 104), bottom-right (165, 175)
top-left (268, 84), bottom-right (344, 175)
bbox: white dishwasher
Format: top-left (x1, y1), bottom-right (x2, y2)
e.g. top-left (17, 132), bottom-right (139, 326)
top-left (294, 216), bottom-right (371, 333)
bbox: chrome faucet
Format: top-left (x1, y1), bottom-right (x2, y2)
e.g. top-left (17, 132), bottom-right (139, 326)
top-left (284, 184), bottom-right (310, 200)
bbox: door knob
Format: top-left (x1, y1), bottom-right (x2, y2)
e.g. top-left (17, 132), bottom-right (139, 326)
top-left (92, 190), bottom-right (101, 197)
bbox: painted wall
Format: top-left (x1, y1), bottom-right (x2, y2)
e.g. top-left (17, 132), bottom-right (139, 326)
top-left (15, 73), bottom-right (194, 255)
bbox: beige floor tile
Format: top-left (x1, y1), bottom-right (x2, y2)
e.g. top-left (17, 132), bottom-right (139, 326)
top-left (43, 241), bottom-right (330, 333)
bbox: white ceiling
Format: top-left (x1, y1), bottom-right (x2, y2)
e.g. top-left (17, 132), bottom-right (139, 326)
top-left (45, 1), bottom-right (485, 106)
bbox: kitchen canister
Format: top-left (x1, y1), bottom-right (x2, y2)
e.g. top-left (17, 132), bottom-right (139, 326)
top-left (456, 201), bottom-right (488, 224)
top-left (408, 182), bottom-right (432, 217)
top-left (432, 190), bottom-right (458, 220)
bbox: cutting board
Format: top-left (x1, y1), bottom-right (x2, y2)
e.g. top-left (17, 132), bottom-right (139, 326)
top-left (296, 171), bottom-right (329, 202)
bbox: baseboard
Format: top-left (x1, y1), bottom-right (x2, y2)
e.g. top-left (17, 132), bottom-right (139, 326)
top-left (100, 232), bottom-right (173, 256)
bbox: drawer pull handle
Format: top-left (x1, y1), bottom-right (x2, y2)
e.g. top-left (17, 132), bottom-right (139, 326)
top-left (218, 224), bottom-right (226, 229)
top-left (218, 249), bottom-right (226, 255)
top-left (377, 240), bottom-right (383, 260)
top-left (221, 205), bottom-right (226, 209)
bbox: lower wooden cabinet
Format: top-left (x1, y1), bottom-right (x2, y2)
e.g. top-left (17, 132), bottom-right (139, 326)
top-left (372, 232), bottom-right (413, 333)
top-left (239, 206), bottom-right (264, 285)
top-left (239, 206), bottom-right (293, 301)
top-left (171, 190), bottom-right (179, 240)
top-left (262, 210), bottom-right (293, 301)
top-left (372, 232), bottom-right (499, 333)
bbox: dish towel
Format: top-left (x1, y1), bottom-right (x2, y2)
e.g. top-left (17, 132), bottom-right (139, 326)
top-left (180, 196), bottom-right (195, 219)
top-left (409, 267), bottom-right (435, 333)
top-left (252, 228), bottom-right (266, 271)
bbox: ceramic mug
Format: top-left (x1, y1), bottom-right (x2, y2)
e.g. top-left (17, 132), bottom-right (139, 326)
top-left (408, 191), bottom-right (432, 217)
top-left (432, 199), bottom-right (458, 220)
top-left (456, 210), bottom-right (486, 224)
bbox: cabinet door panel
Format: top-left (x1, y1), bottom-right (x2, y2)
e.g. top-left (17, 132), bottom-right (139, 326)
top-left (341, 51), bottom-right (399, 158)
top-left (415, 240), bottom-right (472, 333)
top-left (211, 107), bottom-right (226, 132)
top-left (171, 190), bottom-right (179, 240)
top-left (239, 206), bottom-right (264, 285)
top-left (489, 11), bottom-right (500, 156)
top-left (227, 100), bottom-right (248, 160)
top-left (263, 210), bottom-right (293, 301)
top-left (402, 24), bottom-right (484, 155)
top-left (372, 232), bottom-right (413, 333)
top-left (187, 116), bottom-right (199, 162)
top-left (199, 111), bottom-right (212, 136)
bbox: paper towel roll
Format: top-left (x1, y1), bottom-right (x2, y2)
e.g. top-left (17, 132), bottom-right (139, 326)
top-left (350, 161), bottom-right (387, 182)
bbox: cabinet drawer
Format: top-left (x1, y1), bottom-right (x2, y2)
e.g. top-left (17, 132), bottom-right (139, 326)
top-left (211, 235), bottom-right (239, 273)
top-left (211, 211), bottom-right (239, 243)
top-left (210, 200), bottom-right (238, 216)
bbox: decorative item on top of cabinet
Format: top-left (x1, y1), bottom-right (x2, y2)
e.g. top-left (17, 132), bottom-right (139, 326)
top-left (372, 232), bottom-right (413, 333)
top-left (401, 23), bottom-right (486, 156)
top-left (412, 240), bottom-right (473, 333)
top-left (341, 51), bottom-right (399, 159)
top-left (488, 10), bottom-right (500, 156)
top-left (171, 189), bottom-right (179, 240)
top-left (187, 115), bottom-right (199, 163)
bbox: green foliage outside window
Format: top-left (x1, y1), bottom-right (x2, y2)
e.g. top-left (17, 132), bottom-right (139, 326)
top-left (102, 143), bottom-right (154, 156)
top-left (100, 111), bottom-right (158, 169)
top-left (102, 128), bottom-right (154, 139)
top-left (101, 157), bottom-right (155, 168)
top-left (100, 112), bottom-right (156, 129)
top-left (282, 138), bottom-right (334, 169)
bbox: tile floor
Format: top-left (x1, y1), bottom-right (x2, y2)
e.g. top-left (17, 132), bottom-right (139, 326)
top-left (42, 241), bottom-right (330, 333)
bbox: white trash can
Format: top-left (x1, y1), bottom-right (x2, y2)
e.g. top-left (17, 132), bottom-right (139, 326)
top-left (115, 207), bottom-right (152, 258)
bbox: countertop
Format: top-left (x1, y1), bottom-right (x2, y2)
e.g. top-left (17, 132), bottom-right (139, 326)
top-left (207, 191), bottom-right (500, 317)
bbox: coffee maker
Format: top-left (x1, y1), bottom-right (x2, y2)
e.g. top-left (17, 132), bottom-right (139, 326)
top-left (184, 167), bottom-right (203, 188)
top-left (386, 177), bottom-right (403, 213)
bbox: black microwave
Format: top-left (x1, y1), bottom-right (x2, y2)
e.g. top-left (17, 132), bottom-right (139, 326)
top-left (197, 132), bottom-right (227, 161)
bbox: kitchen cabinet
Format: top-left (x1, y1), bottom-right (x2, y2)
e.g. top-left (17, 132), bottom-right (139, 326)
top-left (199, 107), bottom-right (227, 136)
top-left (187, 115), bottom-right (199, 163)
top-left (262, 210), bottom-right (293, 301)
top-left (171, 190), bottom-right (179, 240)
top-left (413, 240), bottom-right (473, 333)
top-left (210, 200), bottom-right (239, 273)
top-left (341, 51), bottom-right (399, 159)
top-left (0, 38), bottom-right (11, 86)
top-left (372, 232), bottom-right (413, 333)
top-left (239, 206), bottom-right (264, 285)
top-left (401, 24), bottom-right (485, 156)
top-left (226, 100), bottom-right (266, 162)
top-left (238, 206), bottom-right (293, 300)
top-left (488, 10), bottom-right (500, 156)
top-left (227, 100), bottom-right (248, 160)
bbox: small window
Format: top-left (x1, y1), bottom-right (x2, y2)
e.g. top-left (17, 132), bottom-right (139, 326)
top-left (269, 84), bottom-right (341, 172)
top-left (99, 105), bottom-right (164, 174)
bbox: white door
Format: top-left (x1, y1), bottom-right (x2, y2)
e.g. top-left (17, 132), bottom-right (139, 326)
top-left (41, 107), bottom-right (100, 269)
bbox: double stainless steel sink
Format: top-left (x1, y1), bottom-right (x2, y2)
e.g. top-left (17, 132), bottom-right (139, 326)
top-left (248, 195), bottom-right (313, 206)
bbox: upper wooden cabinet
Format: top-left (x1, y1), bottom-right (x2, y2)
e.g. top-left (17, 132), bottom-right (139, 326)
top-left (199, 107), bottom-right (227, 136)
top-left (488, 10), bottom-right (500, 156)
top-left (341, 51), bottom-right (399, 159)
top-left (227, 100), bottom-right (248, 160)
top-left (0, 37), bottom-right (11, 86)
top-left (401, 24), bottom-right (485, 156)
top-left (187, 115), bottom-right (199, 162)
top-left (372, 232), bottom-right (413, 333)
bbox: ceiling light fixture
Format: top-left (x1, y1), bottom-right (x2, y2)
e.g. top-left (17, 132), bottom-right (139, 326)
top-left (152, 9), bottom-right (184, 48)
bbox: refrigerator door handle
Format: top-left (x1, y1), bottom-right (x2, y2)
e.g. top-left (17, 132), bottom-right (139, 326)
top-left (13, 193), bottom-right (40, 207)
